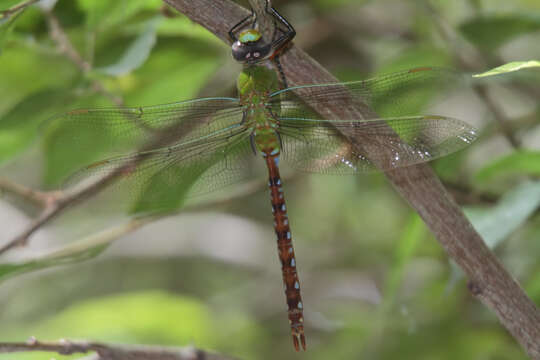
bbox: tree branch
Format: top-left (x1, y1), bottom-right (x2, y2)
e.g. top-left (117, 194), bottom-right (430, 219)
top-left (0, 338), bottom-right (238, 360)
top-left (0, 0), bottom-right (39, 19)
top-left (0, 177), bottom-right (53, 207)
top-left (162, 0), bottom-right (540, 357)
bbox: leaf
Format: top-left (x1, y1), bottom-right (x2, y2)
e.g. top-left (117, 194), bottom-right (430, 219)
top-left (465, 181), bottom-right (540, 248)
top-left (460, 15), bottom-right (540, 52)
top-left (96, 18), bottom-right (159, 76)
top-left (0, 88), bottom-right (74, 164)
top-left (448, 181), bottom-right (540, 287)
top-left (473, 61), bottom-right (540, 78)
top-left (475, 150), bottom-right (540, 183)
top-left (77, 0), bottom-right (161, 31)
top-left (383, 214), bottom-right (425, 303)
top-left (26, 291), bottom-right (215, 345)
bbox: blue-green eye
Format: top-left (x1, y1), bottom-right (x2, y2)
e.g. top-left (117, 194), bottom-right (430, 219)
top-left (239, 29), bottom-right (262, 44)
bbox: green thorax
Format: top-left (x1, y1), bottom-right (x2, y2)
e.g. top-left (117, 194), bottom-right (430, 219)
top-left (237, 65), bottom-right (279, 96)
top-left (237, 66), bottom-right (281, 155)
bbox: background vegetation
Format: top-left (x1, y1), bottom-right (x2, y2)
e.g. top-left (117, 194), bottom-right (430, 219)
top-left (0, 0), bottom-right (539, 359)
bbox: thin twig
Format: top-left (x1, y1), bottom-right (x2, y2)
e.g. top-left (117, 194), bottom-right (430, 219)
top-left (0, 203), bottom-right (62, 253)
top-left (0, 177), bottom-right (54, 207)
top-left (163, 0), bottom-right (540, 358)
top-left (42, 9), bottom-right (124, 106)
top-left (0, 338), bottom-right (238, 360)
top-left (473, 83), bottom-right (521, 148)
top-left (0, 174), bottom-right (285, 276)
top-left (0, 0), bottom-right (40, 19)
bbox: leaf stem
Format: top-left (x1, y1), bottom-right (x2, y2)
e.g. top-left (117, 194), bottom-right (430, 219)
top-left (0, 338), bottom-right (238, 360)
top-left (0, 0), bottom-right (39, 19)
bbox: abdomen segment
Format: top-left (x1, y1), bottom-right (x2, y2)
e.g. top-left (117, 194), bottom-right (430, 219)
top-left (264, 152), bottom-right (306, 351)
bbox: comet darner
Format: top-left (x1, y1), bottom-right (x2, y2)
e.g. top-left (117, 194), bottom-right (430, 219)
top-left (46, 0), bottom-right (477, 351)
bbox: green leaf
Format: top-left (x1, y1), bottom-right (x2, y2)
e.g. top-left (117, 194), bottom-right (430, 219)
top-left (77, 0), bottom-right (161, 31)
top-left (475, 150), bottom-right (540, 182)
top-left (473, 61), bottom-right (540, 78)
top-left (27, 291), bottom-right (215, 345)
top-left (448, 181), bottom-right (540, 287)
top-left (96, 18), bottom-right (159, 76)
top-left (465, 181), bottom-right (540, 248)
top-left (0, 88), bottom-right (74, 164)
top-left (0, 47), bottom-right (77, 114)
top-left (383, 214), bottom-right (425, 303)
top-left (460, 15), bottom-right (540, 52)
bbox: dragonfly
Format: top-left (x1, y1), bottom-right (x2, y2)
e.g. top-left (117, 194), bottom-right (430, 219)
top-left (45, 0), bottom-right (478, 352)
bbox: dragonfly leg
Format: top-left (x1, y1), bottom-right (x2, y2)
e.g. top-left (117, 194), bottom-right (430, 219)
top-left (275, 130), bottom-right (284, 150)
top-left (228, 11), bottom-right (256, 42)
top-left (264, 1), bottom-right (295, 88)
top-left (249, 132), bottom-right (257, 155)
top-left (266, 1), bottom-right (296, 54)
top-left (273, 55), bottom-right (289, 89)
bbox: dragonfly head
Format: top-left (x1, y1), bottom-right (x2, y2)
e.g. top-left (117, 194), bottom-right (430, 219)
top-left (232, 29), bottom-right (272, 64)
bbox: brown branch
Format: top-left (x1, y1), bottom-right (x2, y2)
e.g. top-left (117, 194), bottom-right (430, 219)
top-left (0, 154), bottom-right (144, 254)
top-left (0, 177), bottom-right (54, 207)
top-left (0, 338), bottom-right (238, 360)
top-left (0, 0), bottom-right (39, 18)
top-left (162, 0), bottom-right (540, 357)
top-left (0, 201), bottom-right (63, 253)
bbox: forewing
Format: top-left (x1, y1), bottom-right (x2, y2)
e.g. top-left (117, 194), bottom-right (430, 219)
top-left (270, 67), bottom-right (465, 119)
top-left (43, 97), bottom-right (243, 185)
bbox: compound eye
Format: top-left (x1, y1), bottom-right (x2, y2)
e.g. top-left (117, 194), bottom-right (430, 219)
top-left (238, 29), bottom-right (262, 44)
top-left (232, 43), bottom-right (249, 62)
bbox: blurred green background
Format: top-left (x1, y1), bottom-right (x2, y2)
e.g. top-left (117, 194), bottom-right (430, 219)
top-left (1, 0), bottom-right (539, 359)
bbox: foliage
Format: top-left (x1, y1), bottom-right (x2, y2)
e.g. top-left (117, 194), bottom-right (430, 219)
top-left (0, 0), bottom-right (539, 359)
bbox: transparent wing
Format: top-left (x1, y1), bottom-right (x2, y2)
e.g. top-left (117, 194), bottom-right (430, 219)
top-left (270, 67), bottom-right (465, 119)
top-left (278, 116), bottom-right (477, 173)
top-left (43, 97), bottom-right (244, 185)
top-left (65, 123), bottom-right (254, 214)
top-left (269, 67), bottom-right (476, 173)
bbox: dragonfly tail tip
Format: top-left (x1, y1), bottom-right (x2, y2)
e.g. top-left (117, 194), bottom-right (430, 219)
top-left (291, 331), bottom-right (307, 351)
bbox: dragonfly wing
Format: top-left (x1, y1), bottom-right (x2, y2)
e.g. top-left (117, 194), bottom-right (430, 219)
top-left (270, 67), bottom-right (465, 119)
top-left (43, 97), bottom-right (243, 185)
top-left (278, 116), bottom-right (477, 173)
top-left (64, 123), bottom-right (254, 214)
